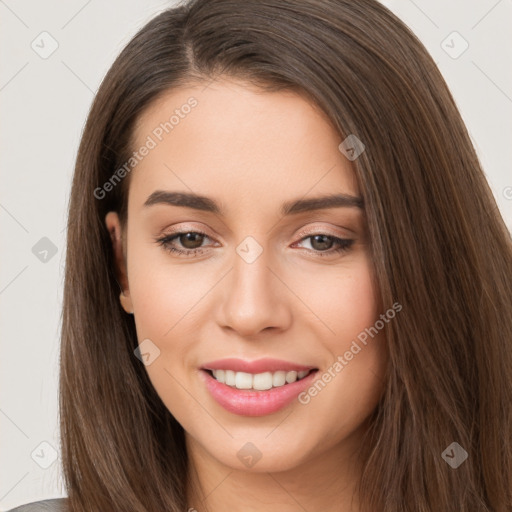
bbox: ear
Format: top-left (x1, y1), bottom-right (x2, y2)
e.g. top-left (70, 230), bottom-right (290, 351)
top-left (105, 211), bottom-right (133, 314)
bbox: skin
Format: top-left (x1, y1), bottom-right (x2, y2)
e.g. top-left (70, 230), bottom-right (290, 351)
top-left (106, 76), bottom-right (388, 512)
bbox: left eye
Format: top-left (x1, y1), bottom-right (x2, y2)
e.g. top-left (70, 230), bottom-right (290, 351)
top-left (155, 231), bottom-right (354, 257)
top-left (293, 233), bottom-right (354, 255)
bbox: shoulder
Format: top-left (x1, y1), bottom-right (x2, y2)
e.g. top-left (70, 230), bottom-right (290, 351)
top-left (6, 498), bottom-right (68, 512)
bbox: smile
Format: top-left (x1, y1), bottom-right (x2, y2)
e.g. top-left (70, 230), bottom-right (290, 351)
top-left (199, 358), bottom-right (319, 416)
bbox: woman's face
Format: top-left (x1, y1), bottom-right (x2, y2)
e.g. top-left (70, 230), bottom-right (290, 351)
top-left (106, 77), bottom-right (388, 474)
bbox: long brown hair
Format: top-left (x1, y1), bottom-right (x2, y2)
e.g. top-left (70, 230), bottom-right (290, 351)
top-left (60, 0), bottom-right (512, 510)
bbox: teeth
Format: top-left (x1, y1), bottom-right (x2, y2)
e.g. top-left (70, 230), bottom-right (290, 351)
top-left (225, 370), bottom-right (236, 386)
top-left (285, 370), bottom-right (297, 383)
top-left (210, 369), bottom-right (313, 390)
top-left (235, 371), bottom-right (253, 389)
top-left (272, 371), bottom-right (286, 387)
top-left (253, 372), bottom-right (273, 391)
top-left (215, 369), bottom-right (225, 383)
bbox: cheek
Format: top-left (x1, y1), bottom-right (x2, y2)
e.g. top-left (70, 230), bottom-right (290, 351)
top-left (126, 237), bottom-right (211, 337)
top-left (126, 249), bottom-right (206, 419)
top-left (293, 255), bottom-right (386, 422)
top-left (295, 253), bottom-right (380, 343)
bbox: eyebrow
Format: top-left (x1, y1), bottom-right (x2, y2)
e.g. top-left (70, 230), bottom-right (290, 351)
top-left (143, 190), bottom-right (364, 215)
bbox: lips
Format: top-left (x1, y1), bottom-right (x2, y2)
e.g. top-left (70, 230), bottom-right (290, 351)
top-left (199, 357), bottom-right (319, 416)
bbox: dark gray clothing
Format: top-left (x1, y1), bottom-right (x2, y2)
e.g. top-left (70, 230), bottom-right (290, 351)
top-left (7, 498), bottom-right (68, 512)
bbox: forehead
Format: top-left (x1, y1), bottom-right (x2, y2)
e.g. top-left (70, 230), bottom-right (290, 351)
top-left (128, 77), bottom-right (360, 214)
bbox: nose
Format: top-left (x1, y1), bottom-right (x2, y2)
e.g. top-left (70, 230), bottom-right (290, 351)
top-left (218, 246), bottom-right (292, 338)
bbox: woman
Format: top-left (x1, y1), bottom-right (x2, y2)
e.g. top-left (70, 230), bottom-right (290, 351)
top-left (10, 0), bottom-right (512, 510)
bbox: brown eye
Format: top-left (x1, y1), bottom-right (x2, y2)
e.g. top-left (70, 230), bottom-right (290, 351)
top-left (177, 232), bottom-right (206, 250)
top-left (293, 233), bottom-right (354, 257)
top-left (309, 234), bottom-right (335, 251)
top-left (155, 230), bottom-right (213, 256)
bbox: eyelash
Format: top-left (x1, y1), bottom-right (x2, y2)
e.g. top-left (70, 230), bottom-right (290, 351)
top-left (155, 230), bottom-right (354, 258)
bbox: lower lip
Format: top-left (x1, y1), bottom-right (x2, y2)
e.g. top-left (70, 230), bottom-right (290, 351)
top-left (200, 369), bottom-right (318, 416)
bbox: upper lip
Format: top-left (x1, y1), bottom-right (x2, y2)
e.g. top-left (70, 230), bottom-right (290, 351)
top-left (201, 358), bottom-right (317, 374)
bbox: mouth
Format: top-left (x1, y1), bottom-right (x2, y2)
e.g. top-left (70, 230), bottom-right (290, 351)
top-left (199, 358), bottom-right (320, 416)
top-left (202, 368), bottom-right (317, 391)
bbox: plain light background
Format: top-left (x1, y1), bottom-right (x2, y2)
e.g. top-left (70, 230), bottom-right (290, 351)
top-left (0, 0), bottom-right (510, 509)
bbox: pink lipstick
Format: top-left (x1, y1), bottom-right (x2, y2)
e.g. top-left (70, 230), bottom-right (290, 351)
top-left (200, 358), bottom-right (318, 416)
